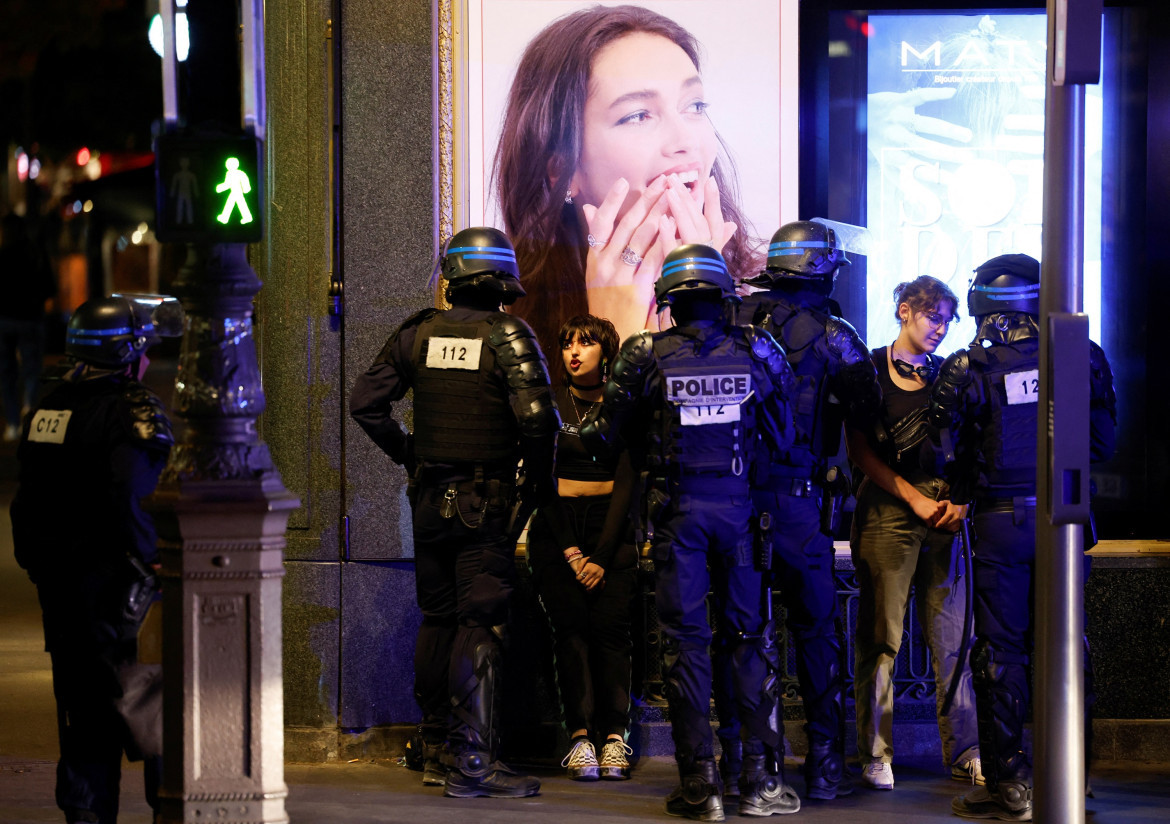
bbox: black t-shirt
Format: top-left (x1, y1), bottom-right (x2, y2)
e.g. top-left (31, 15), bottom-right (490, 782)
top-left (871, 346), bottom-right (942, 474)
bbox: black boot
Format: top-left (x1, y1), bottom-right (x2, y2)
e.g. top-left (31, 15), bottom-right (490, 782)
top-left (803, 739), bottom-right (851, 800)
top-left (666, 758), bottom-right (724, 821)
top-left (717, 735), bottom-right (742, 798)
top-left (955, 641), bottom-right (1032, 820)
top-left (443, 750), bottom-right (541, 798)
top-left (443, 629), bottom-right (540, 799)
top-left (738, 749), bottom-right (800, 817)
top-left (952, 782), bottom-right (1033, 821)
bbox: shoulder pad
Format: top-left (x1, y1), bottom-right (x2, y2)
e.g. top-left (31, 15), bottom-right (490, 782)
top-left (488, 312), bottom-right (538, 346)
top-left (824, 316), bottom-right (868, 366)
top-left (489, 313), bottom-right (550, 390)
top-left (928, 350), bottom-right (973, 428)
top-left (940, 350), bottom-right (972, 382)
top-left (619, 330), bottom-right (656, 367)
top-left (742, 325), bottom-right (791, 377)
top-left (122, 384), bottom-right (175, 450)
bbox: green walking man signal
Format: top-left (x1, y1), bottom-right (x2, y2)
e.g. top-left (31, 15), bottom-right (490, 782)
top-left (155, 134), bottom-right (264, 243)
top-left (215, 157), bottom-right (253, 226)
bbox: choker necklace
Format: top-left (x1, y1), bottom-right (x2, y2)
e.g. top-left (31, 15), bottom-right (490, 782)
top-left (570, 378), bottom-right (604, 391)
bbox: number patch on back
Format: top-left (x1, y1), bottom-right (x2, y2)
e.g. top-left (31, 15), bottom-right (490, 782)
top-left (28, 410), bottom-right (73, 444)
top-left (425, 337), bottom-right (482, 370)
top-left (1004, 369), bottom-right (1040, 405)
top-left (680, 404), bottom-right (741, 426)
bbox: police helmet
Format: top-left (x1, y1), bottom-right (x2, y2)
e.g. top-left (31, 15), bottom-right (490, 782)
top-left (746, 220), bottom-right (849, 289)
top-left (442, 226), bottom-right (526, 304)
top-left (968, 254), bottom-right (1040, 318)
top-left (66, 294), bottom-right (184, 367)
top-left (655, 244), bottom-right (739, 312)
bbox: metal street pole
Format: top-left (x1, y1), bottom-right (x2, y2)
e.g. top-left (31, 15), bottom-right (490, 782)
top-left (1036, 2), bottom-right (1101, 823)
top-left (151, 3), bottom-right (296, 822)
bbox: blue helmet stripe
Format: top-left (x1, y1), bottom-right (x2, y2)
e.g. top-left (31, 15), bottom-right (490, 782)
top-left (770, 240), bottom-right (833, 252)
top-left (68, 325), bottom-right (135, 337)
top-left (447, 245), bottom-right (517, 260)
top-left (970, 283), bottom-right (1041, 299)
top-left (661, 259), bottom-right (728, 278)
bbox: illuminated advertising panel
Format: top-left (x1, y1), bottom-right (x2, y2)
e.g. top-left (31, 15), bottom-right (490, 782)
top-left (866, 12), bottom-right (1102, 348)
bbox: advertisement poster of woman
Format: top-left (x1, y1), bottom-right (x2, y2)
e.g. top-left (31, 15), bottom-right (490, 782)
top-left (455, 0), bottom-right (798, 354)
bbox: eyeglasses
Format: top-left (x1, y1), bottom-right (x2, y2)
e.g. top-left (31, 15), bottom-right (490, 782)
top-left (921, 310), bottom-right (953, 328)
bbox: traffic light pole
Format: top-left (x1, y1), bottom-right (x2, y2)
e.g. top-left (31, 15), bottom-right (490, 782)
top-left (1035, 3), bottom-right (1101, 823)
top-left (151, 4), bottom-right (295, 823)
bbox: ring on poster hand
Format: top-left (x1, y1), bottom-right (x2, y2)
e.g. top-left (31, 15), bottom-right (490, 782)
top-left (621, 246), bottom-right (643, 266)
top-left (587, 233), bottom-right (609, 249)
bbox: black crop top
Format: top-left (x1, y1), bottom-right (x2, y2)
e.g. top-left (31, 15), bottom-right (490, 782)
top-left (555, 385), bottom-right (620, 483)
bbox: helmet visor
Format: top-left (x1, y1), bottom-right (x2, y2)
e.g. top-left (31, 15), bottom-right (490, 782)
top-left (113, 293), bottom-right (186, 339)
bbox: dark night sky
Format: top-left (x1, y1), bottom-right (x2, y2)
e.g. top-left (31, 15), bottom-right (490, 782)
top-left (0, 0), bottom-right (162, 160)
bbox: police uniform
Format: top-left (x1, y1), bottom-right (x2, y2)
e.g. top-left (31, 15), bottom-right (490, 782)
top-left (732, 221), bottom-right (882, 800)
top-left (929, 254), bottom-right (1117, 821)
top-left (11, 295), bottom-right (179, 824)
top-left (581, 244), bottom-right (798, 821)
top-left (350, 227), bottom-right (558, 799)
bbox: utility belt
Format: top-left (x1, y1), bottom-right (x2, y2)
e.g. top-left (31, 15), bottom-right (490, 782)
top-left (670, 473), bottom-right (752, 497)
top-left (758, 462), bottom-right (825, 497)
top-left (762, 477), bottom-right (821, 498)
top-left (976, 495), bottom-right (1037, 525)
top-left (643, 471), bottom-right (751, 529)
top-left (408, 462), bottom-right (514, 511)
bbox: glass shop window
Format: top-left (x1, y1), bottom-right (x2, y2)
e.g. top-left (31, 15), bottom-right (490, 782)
top-left (799, 1), bottom-right (1166, 540)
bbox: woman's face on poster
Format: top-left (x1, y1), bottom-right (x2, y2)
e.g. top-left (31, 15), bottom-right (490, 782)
top-left (569, 31), bottom-right (718, 223)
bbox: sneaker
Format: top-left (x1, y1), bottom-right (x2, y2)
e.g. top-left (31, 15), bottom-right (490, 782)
top-left (738, 776), bottom-right (801, 817)
top-left (443, 759), bottom-right (541, 798)
top-left (599, 738), bottom-right (633, 780)
top-left (952, 756), bottom-right (986, 785)
top-left (951, 784), bottom-right (1032, 821)
top-left (562, 737), bottom-right (600, 781)
top-left (860, 761), bottom-right (894, 791)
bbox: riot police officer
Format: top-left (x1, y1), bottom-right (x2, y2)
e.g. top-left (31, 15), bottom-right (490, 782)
top-left (732, 220), bottom-right (882, 800)
top-left (929, 253), bottom-right (1116, 821)
top-left (580, 244), bottom-right (798, 821)
top-left (350, 227), bottom-right (558, 799)
top-left (11, 294), bottom-right (182, 824)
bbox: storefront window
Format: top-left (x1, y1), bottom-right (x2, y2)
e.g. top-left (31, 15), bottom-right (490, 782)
top-left (801, 2), bottom-right (1163, 539)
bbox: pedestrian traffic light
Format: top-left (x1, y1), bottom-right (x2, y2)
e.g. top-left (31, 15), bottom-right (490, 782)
top-left (154, 134), bottom-right (264, 243)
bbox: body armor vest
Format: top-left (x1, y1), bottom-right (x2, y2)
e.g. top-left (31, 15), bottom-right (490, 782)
top-left (13, 376), bottom-right (172, 573)
top-left (651, 332), bottom-right (757, 484)
top-left (751, 297), bottom-right (838, 473)
top-left (411, 313), bottom-right (518, 463)
top-left (970, 340), bottom-right (1040, 496)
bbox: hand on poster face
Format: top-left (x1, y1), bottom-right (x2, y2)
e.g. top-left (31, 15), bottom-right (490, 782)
top-left (582, 175), bottom-right (670, 338)
top-left (868, 87), bottom-right (973, 164)
top-left (583, 174), bottom-right (738, 337)
top-left (664, 174), bottom-right (738, 253)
